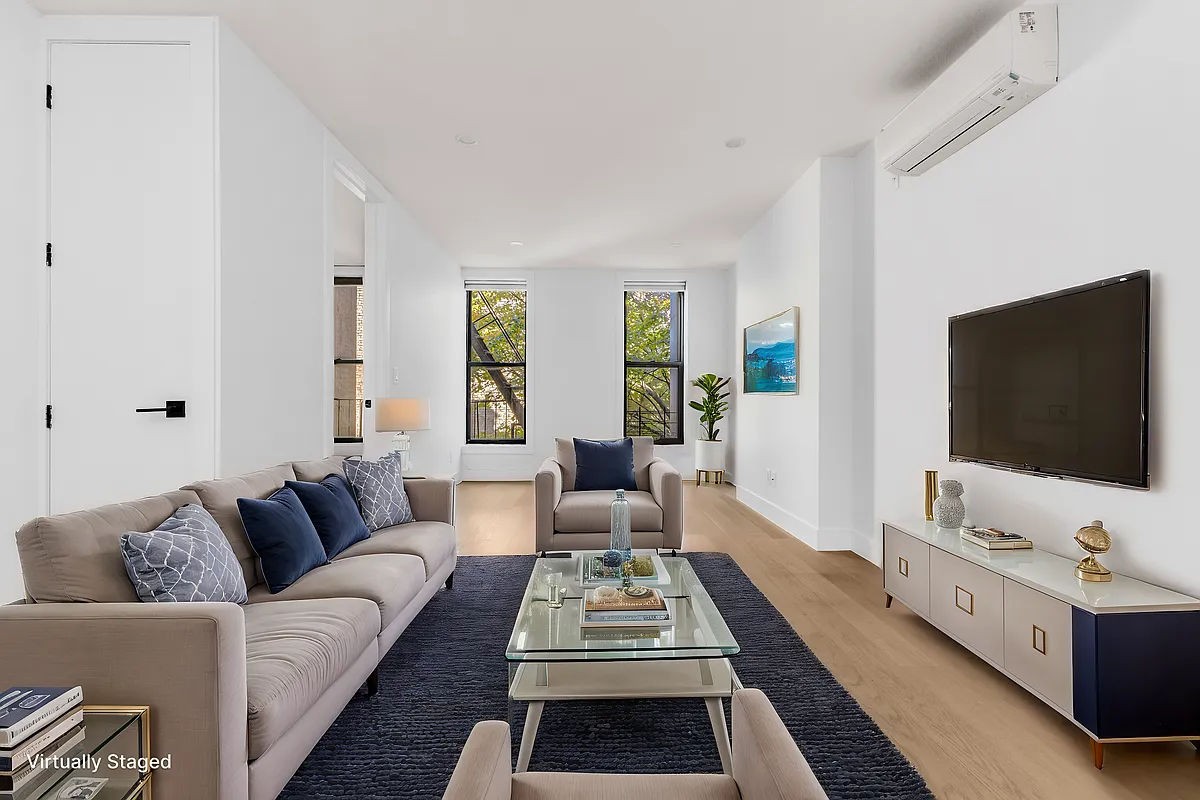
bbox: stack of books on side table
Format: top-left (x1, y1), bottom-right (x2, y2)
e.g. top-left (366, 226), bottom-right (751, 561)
top-left (961, 526), bottom-right (1033, 551)
top-left (580, 587), bottom-right (674, 628)
top-left (0, 687), bottom-right (85, 798)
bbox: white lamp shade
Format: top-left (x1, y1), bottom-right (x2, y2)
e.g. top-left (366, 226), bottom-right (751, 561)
top-left (375, 397), bottom-right (431, 432)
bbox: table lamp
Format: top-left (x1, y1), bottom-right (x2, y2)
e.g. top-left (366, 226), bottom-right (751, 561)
top-left (375, 397), bottom-right (431, 473)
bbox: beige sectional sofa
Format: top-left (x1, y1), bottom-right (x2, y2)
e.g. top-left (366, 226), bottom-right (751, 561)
top-left (0, 455), bottom-right (456, 800)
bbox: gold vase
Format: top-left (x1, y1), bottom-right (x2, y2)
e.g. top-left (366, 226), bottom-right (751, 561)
top-left (924, 470), bottom-right (939, 521)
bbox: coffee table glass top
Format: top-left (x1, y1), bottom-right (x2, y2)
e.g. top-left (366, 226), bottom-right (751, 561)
top-left (505, 552), bottom-right (740, 662)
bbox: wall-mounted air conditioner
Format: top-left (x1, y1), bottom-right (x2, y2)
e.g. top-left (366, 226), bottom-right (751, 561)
top-left (879, 4), bottom-right (1058, 177)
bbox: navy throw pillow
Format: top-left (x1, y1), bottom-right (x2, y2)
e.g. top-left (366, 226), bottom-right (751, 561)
top-left (285, 475), bottom-right (370, 559)
top-left (573, 437), bottom-right (638, 492)
top-left (237, 487), bottom-right (328, 593)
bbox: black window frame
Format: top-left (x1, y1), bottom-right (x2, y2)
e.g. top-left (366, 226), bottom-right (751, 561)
top-left (333, 275), bottom-right (364, 444)
top-left (466, 287), bottom-right (528, 445)
top-left (623, 289), bottom-right (685, 445)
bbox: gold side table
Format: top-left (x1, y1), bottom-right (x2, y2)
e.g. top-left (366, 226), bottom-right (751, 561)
top-left (696, 469), bottom-right (725, 485)
top-left (21, 705), bottom-right (152, 800)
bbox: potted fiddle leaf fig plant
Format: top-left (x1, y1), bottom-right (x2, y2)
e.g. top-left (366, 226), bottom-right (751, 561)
top-left (689, 373), bottom-right (731, 472)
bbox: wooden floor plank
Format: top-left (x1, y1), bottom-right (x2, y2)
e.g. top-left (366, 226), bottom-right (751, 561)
top-left (456, 480), bottom-right (1200, 799)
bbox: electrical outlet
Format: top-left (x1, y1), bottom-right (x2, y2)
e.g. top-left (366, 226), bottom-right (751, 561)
top-left (767, 468), bottom-right (776, 484)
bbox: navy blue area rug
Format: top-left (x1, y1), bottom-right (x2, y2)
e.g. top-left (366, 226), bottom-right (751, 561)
top-left (281, 553), bottom-right (932, 799)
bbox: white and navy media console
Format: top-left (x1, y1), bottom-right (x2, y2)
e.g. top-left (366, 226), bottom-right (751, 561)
top-left (883, 519), bottom-right (1200, 768)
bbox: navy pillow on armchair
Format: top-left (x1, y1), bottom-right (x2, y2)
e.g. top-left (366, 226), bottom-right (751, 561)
top-left (285, 475), bottom-right (371, 559)
top-left (573, 437), bottom-right (638, 491)
top-left (237, 487), bottom-right (329, 593)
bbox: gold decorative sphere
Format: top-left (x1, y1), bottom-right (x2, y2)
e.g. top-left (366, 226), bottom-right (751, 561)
top-left (1074, 519), bottom-right (1113, 582)
top-left (1074, 520), bottom-right (1111, 555)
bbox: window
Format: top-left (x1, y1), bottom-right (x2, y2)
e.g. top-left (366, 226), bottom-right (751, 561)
top-left (467, 284), bottom-right (527, 443)
top-left (333, 275), bottom-right (365, 442)
top-left (624, 283), bottom-right (684, 444)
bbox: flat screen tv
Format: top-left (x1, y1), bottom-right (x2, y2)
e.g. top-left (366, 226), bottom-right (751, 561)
top-left (948, 271), bottom-right (1150, 488)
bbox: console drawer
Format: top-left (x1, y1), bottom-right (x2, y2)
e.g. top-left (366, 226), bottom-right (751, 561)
top-left (930, 548), bottom-right (1004, 665)
top-left (1004, 579), bottom-right (1073, 714)
top-left (884, 525), bottom-right (929, 616)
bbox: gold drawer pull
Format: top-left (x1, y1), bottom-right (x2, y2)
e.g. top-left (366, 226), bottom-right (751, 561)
top-left (1032, 624), bottom-right (1047, 655)
top-left (898, 556), bottom-right (909, 578)
top-left (955, 585), bottom-right (974, 616)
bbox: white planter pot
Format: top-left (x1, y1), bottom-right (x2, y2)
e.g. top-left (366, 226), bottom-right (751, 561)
top-left (695, 439), bottom-right (726, 471)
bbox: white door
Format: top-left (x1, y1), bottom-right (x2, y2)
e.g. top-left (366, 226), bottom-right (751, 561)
top-left (48, 42), bottom-right (215, 513)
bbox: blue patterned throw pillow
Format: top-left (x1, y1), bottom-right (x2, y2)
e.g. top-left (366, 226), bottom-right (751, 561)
top-left (342, 453), bottom-right (414, 531)
top-left (121, 504), bottom-right (248, 603)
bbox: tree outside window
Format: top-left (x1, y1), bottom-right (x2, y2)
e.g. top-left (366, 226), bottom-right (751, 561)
top-left (624, 289), bottom-right (684, 444)
top-left (467, 288), bottom-right (526, 443)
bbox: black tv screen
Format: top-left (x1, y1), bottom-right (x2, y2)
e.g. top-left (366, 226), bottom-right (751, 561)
top-left (949, 271), bottom-right (1150, 488)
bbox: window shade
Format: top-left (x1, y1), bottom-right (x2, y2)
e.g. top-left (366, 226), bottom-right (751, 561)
top-left (623, 280), bottom-right (686, 293)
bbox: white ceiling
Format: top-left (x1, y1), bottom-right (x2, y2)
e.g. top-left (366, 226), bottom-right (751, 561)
top-left (34, 0), bottom-right (1017, 269)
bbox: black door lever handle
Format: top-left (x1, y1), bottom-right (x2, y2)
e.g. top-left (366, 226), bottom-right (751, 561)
top-left (135, 400), bottom-right (186, 418)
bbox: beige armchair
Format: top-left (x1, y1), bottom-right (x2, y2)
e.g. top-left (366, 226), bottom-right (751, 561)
top-left (442, 688), bottom-right (829, 800)
top-left (534, 437), bottom-right (683, 554)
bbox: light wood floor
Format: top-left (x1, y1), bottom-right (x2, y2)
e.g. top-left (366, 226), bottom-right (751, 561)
top-left (457, 480), bottom-right (1199, 800)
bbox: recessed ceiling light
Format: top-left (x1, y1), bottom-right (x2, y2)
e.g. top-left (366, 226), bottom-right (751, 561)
top-left (724, 137), bottom-right (746, 149)
top-left (510, 241), bottom-right (524, 247)
top-left (670, 242), bottom-right (683, 248)
top-left (456, 134), bottom-right (478, 145)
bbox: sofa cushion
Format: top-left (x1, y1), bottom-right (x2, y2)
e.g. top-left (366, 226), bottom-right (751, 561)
top-left (512, 773), bottom-right (740, 800)
top-left (286, 476), bottom-right (370, 558)
top-left (342, 455), bottom-right (414, 531)
top-left (245, 554), bottom-right (425, 629)
top-left (572, 438), bottom-right (637, 492)
top-left (244, 597), bottom-right (380, 760)
top-left (183, 465), bottom-right (296, 588)
top-left (554, 490), bottom-right (663, 533)
top-left (121, 504), bottom-right (248, 603)
top-left (291, 455), bottom-right (346, 483)
top-left (16, 489), bottom-right (201, 603)
top-left (555, 436), bottom-right (654, 493)
top-left (238, 488), bottom-right (329, 593)
top-left (333, 521), bottom-right (456, 578)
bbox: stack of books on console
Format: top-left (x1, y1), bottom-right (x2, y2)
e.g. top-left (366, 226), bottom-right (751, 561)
top-left (580, 587), bottom-right (673, 628)
top-left (961, 526), bottom-right (1033, 551)
top-left (1, 687), bottom-right (85, 798)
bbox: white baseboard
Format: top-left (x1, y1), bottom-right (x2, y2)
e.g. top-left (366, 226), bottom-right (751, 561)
top-left (735, 485), bottom-right (819, 549)
top-left (734, 486), bottom-right (874, 560)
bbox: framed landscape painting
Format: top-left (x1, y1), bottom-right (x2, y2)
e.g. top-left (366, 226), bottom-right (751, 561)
top-left (743, 308), bottom-right (798, 394)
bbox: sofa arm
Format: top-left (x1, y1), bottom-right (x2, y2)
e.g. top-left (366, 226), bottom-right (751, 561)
top-left (534, 458), bottom-right (563, 553)
top-left (732, 689), bottom-right (827, 800)
top-left (407, 478), bottom-right (456, 524)
top-left (0, 602), bottom-right (249, 800)
top-left (648, 458), bottom-right (683, 550)
top-left (443, 720), bottom-right (512, 800)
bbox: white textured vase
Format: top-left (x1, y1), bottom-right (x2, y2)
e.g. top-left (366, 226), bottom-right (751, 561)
top-left (933, 479), bottom-right (966, 528)
top-left (695, 440), bottom-right (726, 471)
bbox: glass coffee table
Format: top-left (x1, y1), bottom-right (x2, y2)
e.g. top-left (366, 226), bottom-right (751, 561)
top-left (505, 552), bottom-right (741, 773)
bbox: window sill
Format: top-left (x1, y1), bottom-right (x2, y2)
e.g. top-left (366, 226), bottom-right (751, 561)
top-left (461, 442), bottom-right (533, 454)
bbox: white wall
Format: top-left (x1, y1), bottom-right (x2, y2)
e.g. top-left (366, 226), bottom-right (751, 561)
top-left (0, 0), bottom-right (42, 600)
top-left (873, 0), bottom-right (1200, 597)
top-left (378, 203), bottom-right (466, 479)
top-left (459, 267), bottom-right (734, 481)
top-left (217, 24), bottom-right (330, 474)
top-left (733, 157), bottom-right (872, 556)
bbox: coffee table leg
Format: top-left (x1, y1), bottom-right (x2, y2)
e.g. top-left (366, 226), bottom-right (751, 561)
top-left (515, 701), bottom-right (544, 773)
top-left (705, 697), bottom-right (732, 775)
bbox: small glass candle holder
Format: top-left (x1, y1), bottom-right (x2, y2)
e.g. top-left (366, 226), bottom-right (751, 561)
top-left (546, 573), bottom-right (565, 609)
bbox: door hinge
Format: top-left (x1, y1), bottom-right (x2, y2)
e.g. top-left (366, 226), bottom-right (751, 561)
top-left (45, 84), bottom-right (52, 110)
top-left (45, 404), bottom-right (52, 430)
top-left (45, 243), bottom-right (52, 267)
